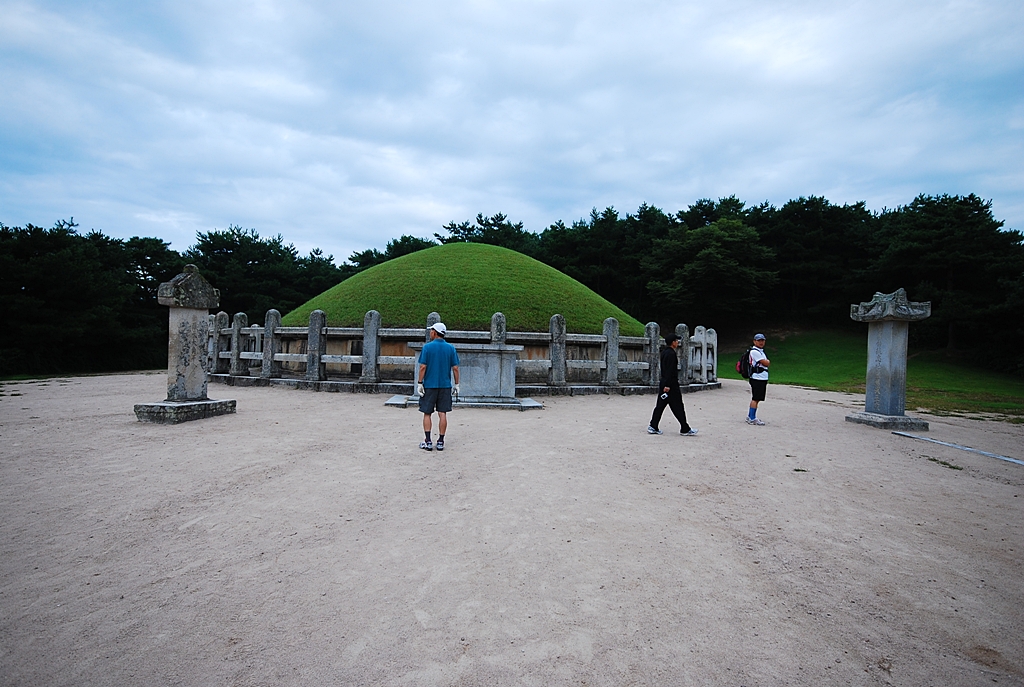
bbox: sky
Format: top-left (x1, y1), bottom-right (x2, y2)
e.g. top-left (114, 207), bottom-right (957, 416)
top-left (2, 0), bottom-right (1023, 262)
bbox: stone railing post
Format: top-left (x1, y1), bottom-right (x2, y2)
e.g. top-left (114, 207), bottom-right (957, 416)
top-left (691, 325), bottom-right (707, 384)
top-left (548, 314), bottom-right (567, 386)
top-left (846, 288), bottom-right (931, 430)
top-left (426, 311), bottom-right (440, 341)
top-left (229, 312), bottom-right (248, 376)
top-left (134, 264), bottom-right (235, 423)
top-left (206, 314), bottom-right (216, 372)
top-left (491, 312), bottom-right (506, 343)
top-left (261, 309), bottom-right (282, 379)
top-left (706, 328), bottom-right (718, 382)
top-left (359, 309), bottom-right (381, 384)
top-left (644, 322), bottom-right (660, 386)
top-left (305, 309), bottom-right (326, 382)
top-left (601, 317), bottom-right (619, 386)
top-left (214, 311), bottom-right (231, 374)
top-left (675, 324), bottom-right (689, 386)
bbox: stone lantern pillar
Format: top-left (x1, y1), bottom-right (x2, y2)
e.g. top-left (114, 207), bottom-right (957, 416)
top-left (845, 288), bottom-right (930, 430)
top-left (134, 265), bottom-right (237, 423)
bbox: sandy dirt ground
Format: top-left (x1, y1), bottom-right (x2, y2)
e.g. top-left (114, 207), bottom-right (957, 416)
top-left (0, 373), bottom-right (1022, 687)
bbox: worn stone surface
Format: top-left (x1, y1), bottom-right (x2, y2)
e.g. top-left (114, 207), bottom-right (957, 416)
top-left (229, 312), bottom-right (249, 377)
top-left (384, 394), bottom-right (543, 410)
top-left (675, 323), bottom-right (689, 386)
top-left (706, 328), bottom-right (719, 382)
top-left (261, 309), bottom-right (282, 379)
top-left (850, 288), bottom-right (932, 429)
top-left (845, 411), bottom-right (929, 431)
top-left (490, 312), bottom-right (506, 344)
top-left (213, 311), bottom-right (231, 374)
top-left (687, 326), bottom-right (719, 383)
top-left (165, 307), bottom-right (211, 402)
top-left (601, 317), bottom-right (619, 386)
top-left (864, 320), bottom-right (910, 416)
top-left (644, 322), bottom-right (660, 386)
top-left (548, 314), bottom-right (567, 386)
top-left (134, 399), bottom-right (236, 424)
top-left (359, 310), bottom-right (381, 384)
top-left (690, 325), bottom-right (707, 384)
top-left (156, 264), bottom-right (220, 309)
top-left (426, 312), bottom-right (441, 341)
top-left (411, 341), bottom-right (522, 403)
top-left (305, 309), bottom-right (326, 381)
top-left (850, 288), bottom-right (931, 322)
top-left (139, 266), bottom-right (235, 422)
top-left (516, 382), bottom-right (720, 396)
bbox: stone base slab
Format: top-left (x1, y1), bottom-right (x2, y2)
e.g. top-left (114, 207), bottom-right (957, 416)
top-left (845, 412), bottom-right (928, 431)
top-left (385, 395), bottom-right (543, 411)
top-left (211, 374), bottom-right (722, 398)
top-left (517, 382), bottom-right (721, 397)
top-left (135, 399), bottom-right (237, 424)
top-left (209, 374), bottom-right (412, 395)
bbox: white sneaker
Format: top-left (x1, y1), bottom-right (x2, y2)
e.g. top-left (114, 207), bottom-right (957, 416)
top-left (746, 418), bottom-right (765, 426)
top-left (681, 428), bottom-right (698, 436)
top-left (647, 426), bottom-right (663, 435)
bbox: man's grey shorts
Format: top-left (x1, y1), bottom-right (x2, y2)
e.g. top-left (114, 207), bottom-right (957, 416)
top-left (419, 387), bottom-right (453, 413)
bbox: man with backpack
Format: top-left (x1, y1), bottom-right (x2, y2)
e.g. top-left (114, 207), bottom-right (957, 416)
top-left (745, 333), bottom-right (770, 425)
top-left (647, 333), bottom-right (698, 436)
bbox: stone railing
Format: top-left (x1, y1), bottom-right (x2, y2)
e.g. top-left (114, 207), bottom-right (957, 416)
top-left (207, 309), bottom-right (719, 395)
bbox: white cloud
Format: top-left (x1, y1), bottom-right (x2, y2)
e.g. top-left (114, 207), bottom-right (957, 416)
top-left (2, 0), bottom-right (1022, 262)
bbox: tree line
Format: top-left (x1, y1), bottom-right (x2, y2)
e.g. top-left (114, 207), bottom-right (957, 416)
top-left (431, 195), bottom-right (1024, 365)
top-left (0, 222), bottom-right (349, 375)
top-left (2, 193), bottom-right (1022, 377)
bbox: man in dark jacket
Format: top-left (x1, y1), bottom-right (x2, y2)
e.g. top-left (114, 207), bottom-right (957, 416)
top-left (647, 333), bottom-right (698, 436)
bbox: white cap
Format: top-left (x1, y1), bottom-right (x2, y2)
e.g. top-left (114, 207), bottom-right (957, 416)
top-left (430, 322), bottom-right (447, 334)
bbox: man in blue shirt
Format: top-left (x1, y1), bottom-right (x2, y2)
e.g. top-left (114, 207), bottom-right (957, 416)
top-left (417, 322), bottom-right (460, 451)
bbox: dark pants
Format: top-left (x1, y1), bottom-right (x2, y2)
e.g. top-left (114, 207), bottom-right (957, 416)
top-left (749, 379), bottom-right (767, 402)
top-left (650, 387), bottom-right (690, 432)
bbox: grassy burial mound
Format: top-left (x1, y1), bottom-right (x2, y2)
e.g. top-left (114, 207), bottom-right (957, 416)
top-left (282, 242), bottom-right (646, 335)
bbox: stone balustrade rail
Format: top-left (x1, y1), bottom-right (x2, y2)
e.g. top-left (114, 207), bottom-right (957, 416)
top-left (207, 309), bottom-right (719, 395)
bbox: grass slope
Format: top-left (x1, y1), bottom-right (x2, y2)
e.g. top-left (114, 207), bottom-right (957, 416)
top-left (721, 330), bottom-right (1024, 421)
top-left (282, 243), bottom-right (646, 335)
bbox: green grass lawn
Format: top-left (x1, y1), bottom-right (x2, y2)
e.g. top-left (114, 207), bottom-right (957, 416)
top-left (720, 330), bottom-right (1024, 422)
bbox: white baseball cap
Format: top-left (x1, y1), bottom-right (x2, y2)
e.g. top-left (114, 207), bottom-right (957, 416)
top-left (430, 322), bottom-right (447, 334)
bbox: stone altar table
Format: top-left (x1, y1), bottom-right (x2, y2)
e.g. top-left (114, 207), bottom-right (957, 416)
top-left (393, 341), bottom-right (542, 410)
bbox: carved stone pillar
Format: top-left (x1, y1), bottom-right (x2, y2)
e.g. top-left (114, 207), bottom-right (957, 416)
top-left (261, 309), bottom-right (282, 379)
top-left (601, 317), bottom-right (619, 386)
top-left (846, 288), bottom-right (931, 430)
top-left (644, 322), bottom-right (660, 386)
top-left (134, 265), bottom-right (236, 423)
top-left (305, 309), bottom-right (327, 382)
top-left (548, 314), bottom-right (567, 386)
top-left (358, 309), bottom-right (381, 384)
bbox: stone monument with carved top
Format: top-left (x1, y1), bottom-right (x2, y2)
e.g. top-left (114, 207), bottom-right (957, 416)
top-left (134, 265), bottom-right (237, 423)
top-left (846, 288), bottom-right (930, 430)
